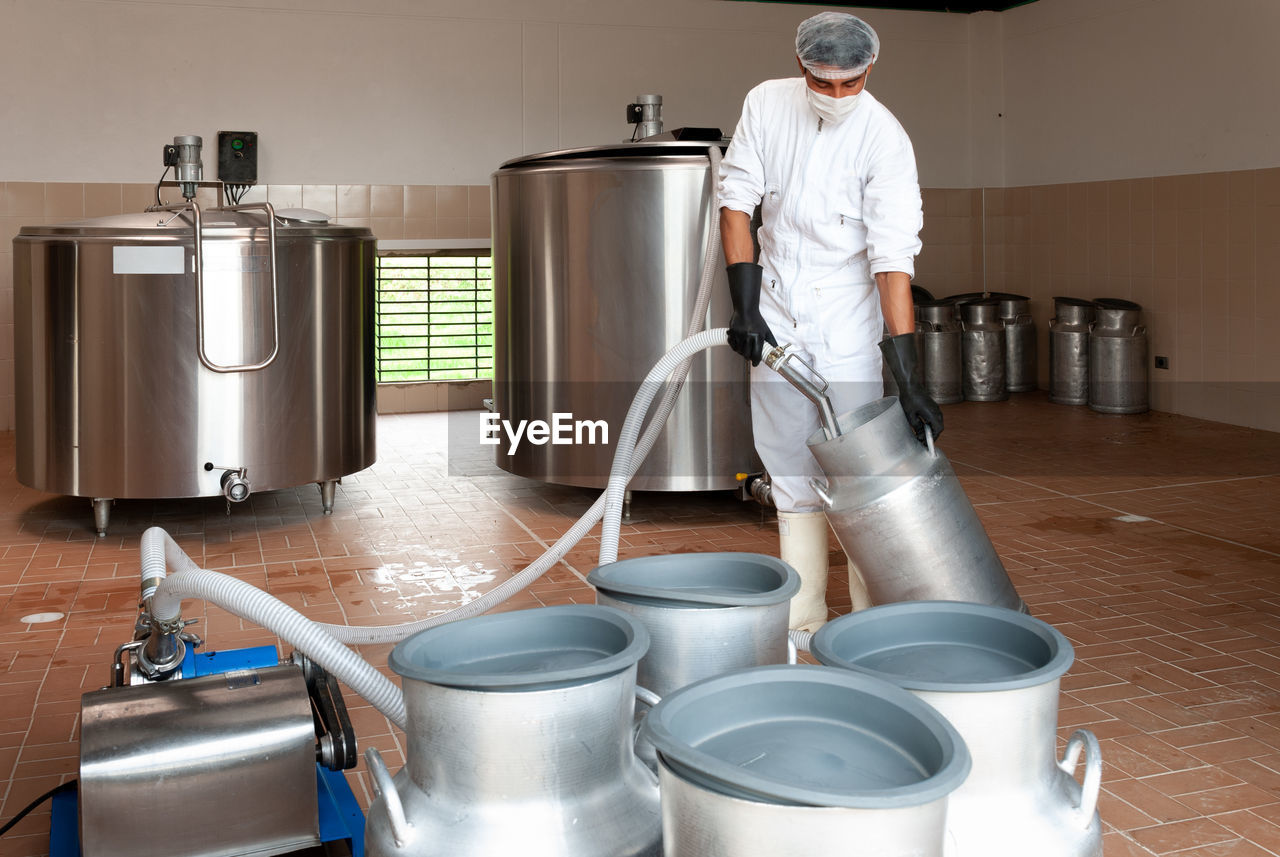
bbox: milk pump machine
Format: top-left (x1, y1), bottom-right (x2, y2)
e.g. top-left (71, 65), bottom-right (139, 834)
top-left (21, 130), bottom-right (1020, 856)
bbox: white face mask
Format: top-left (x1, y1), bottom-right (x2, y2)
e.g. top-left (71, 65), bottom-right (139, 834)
top-left (806, 87), bottom-right (861, 124)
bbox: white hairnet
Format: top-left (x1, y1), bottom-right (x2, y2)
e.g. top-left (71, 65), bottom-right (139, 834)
top-left (796, 12), bottom-right (880, 79)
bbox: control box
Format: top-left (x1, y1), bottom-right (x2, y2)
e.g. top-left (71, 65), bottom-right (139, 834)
top-left (217, 131), bottom-right (258, 184)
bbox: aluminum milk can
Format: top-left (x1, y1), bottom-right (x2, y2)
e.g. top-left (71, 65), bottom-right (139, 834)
top-left (364, 605), bottom-right (662, 857)
top-left (588, 553), bottom-right (798, 697)
top-left (590, 552), bottom-right (800, 771)
top-left (997, 294), bottom-right (1037, 392)
top-left (915, 301), bottom-right (963, 405)
top-left (813, 603), bottom-right (1103, 857)
top-left (807, 397), bottom-right (1025, 611)
top-left (1088, 298), bottom-right (1149, 414)
top-left (959, 300), bottom-right (1008, 401)
top-left (1049, 298), bottom-right (1095, 405)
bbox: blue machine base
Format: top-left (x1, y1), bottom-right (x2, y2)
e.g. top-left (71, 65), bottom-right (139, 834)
top-left (51, 645), bottom-right (366, 856)
top-left (50, 767), bottom-right (364, 857)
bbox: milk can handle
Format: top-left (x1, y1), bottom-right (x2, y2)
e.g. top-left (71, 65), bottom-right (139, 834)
top-left (632, 686), bottom-right (662, 754)
top-left (635, 686), bottom-right (661, 711)
top-left (808, 477), bottom-right (834, 508)
top-left (924, 424), bottom-right (937, 458)
top-left (365, 746), bottom-right (412, 847)
top-left (200, 201), bottom-right (281, 373)
top-left (1057, 729), bottom-right (1102, 825)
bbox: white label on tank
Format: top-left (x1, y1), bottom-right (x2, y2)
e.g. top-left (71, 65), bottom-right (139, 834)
top-left (112, 245), bottom-right (185, 275)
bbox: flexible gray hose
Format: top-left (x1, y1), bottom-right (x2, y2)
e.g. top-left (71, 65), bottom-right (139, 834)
top-left (144, 527), bottom-right (408, 728)
top-left (789, 628), bottom-right (813, 652)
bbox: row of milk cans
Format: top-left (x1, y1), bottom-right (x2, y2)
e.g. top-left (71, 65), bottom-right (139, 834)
top-left (913, 290), bottom-right (1149, 414)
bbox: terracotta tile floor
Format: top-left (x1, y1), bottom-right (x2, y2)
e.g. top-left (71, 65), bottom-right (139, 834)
top-left (1, 392), bottom-right (1279, 856)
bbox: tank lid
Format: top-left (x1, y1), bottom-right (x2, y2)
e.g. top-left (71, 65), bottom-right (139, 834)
top-left (588, 552), bottom-right (799, 608)
top-left (498, 140), bottom-right (728, 170)
top-left (16, 208), bottom-right (371, 238)
top-left (274, 207), bottom-right (331, 224)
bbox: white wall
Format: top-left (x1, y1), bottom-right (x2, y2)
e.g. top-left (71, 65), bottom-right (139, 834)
top-left (5, 1), bottom-right (1280, 191)
top-left (0, 0), bottom-right (977, 187)
top-left (1001, 0), bottom-right (1280, 186)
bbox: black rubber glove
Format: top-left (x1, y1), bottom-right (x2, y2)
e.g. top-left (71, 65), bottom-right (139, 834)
top-left (726, 262), bottom-right (777, 366)
top-left (880, 332), bottom-right (944, 443)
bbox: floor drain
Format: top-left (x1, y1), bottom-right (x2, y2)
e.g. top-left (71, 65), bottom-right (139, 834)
top-left (21, 612), bottom-right (65, 624)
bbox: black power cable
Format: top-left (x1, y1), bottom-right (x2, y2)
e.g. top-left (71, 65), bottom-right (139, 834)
top-left (0, 780), bottom-right (77, 837)
top-left (154, 164), bottom-right (172, 207)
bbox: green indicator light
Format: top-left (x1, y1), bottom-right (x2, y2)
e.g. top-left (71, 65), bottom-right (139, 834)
top-left (232, 139), bottom-right (244, 150)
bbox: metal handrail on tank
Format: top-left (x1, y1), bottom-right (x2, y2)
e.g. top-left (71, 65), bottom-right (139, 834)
top-left (145, 193), bottom-right (281, 373)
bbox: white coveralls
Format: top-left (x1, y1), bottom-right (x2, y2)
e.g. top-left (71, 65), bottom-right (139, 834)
top-left (719, 77), bottom-right (924, 512)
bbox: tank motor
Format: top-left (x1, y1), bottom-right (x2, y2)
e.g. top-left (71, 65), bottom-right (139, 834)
top-left (626, 94), bottom-right (663, 141)
top-left (162, 135), bottom-right (204, 200)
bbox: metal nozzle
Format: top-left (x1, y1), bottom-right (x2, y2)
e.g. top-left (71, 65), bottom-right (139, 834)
top-left (762, 344), bottom-right (842, 439)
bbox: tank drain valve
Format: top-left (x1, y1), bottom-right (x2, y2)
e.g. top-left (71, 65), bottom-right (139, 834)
top-left (205, 463), bottom-right (252, 504)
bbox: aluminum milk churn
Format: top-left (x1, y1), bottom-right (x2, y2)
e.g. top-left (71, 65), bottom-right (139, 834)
top-left (590, 552), bottom-right (799, 771)
top-left (1049, 298), bottom-right (1095, 405)
top-left (364, 605), bottom-right (663, 857)
top-left (915, 301), bottom-right (963, 405)
top-left (588, 553), bottom-right (798, 697)
top-left (813, 603), bottom-right (1103, 857)
top-left (806, 397), bottom-right (1025, 611)
top-left (997, 294), bottom-right (1037, 392)
top-left (1088, 298), bottom-right (1149, 414)
top-left (959, 300), bottom-right (1008, 401)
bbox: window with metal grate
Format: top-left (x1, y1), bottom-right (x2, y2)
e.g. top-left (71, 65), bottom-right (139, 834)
top-left (375, 252), bottom-right (494, 382)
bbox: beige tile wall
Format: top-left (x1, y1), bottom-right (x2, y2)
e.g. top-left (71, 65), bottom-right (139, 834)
top-left (3, 175), bottom-right (1277, 430)
top-left (982, 168), bottom-right (1280, 432)
top-left (915, 187), bottom-right (986, 298)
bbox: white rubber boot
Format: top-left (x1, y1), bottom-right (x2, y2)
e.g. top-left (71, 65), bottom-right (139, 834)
top-left (847, 555), bottom-right (873, 612)
top-left (778, 510), bottom-right (829, 632)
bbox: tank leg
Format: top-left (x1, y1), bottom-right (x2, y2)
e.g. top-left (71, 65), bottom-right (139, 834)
top-left (319, 480), bottom-right (337, 515)
top-left (622, 489), bottom-right (633, 525)
top-left (91, 498), bottom-right (113, 538)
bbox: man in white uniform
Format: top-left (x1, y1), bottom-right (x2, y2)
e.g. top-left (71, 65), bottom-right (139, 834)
top-left (719, 12), bottom-right (944, 631)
